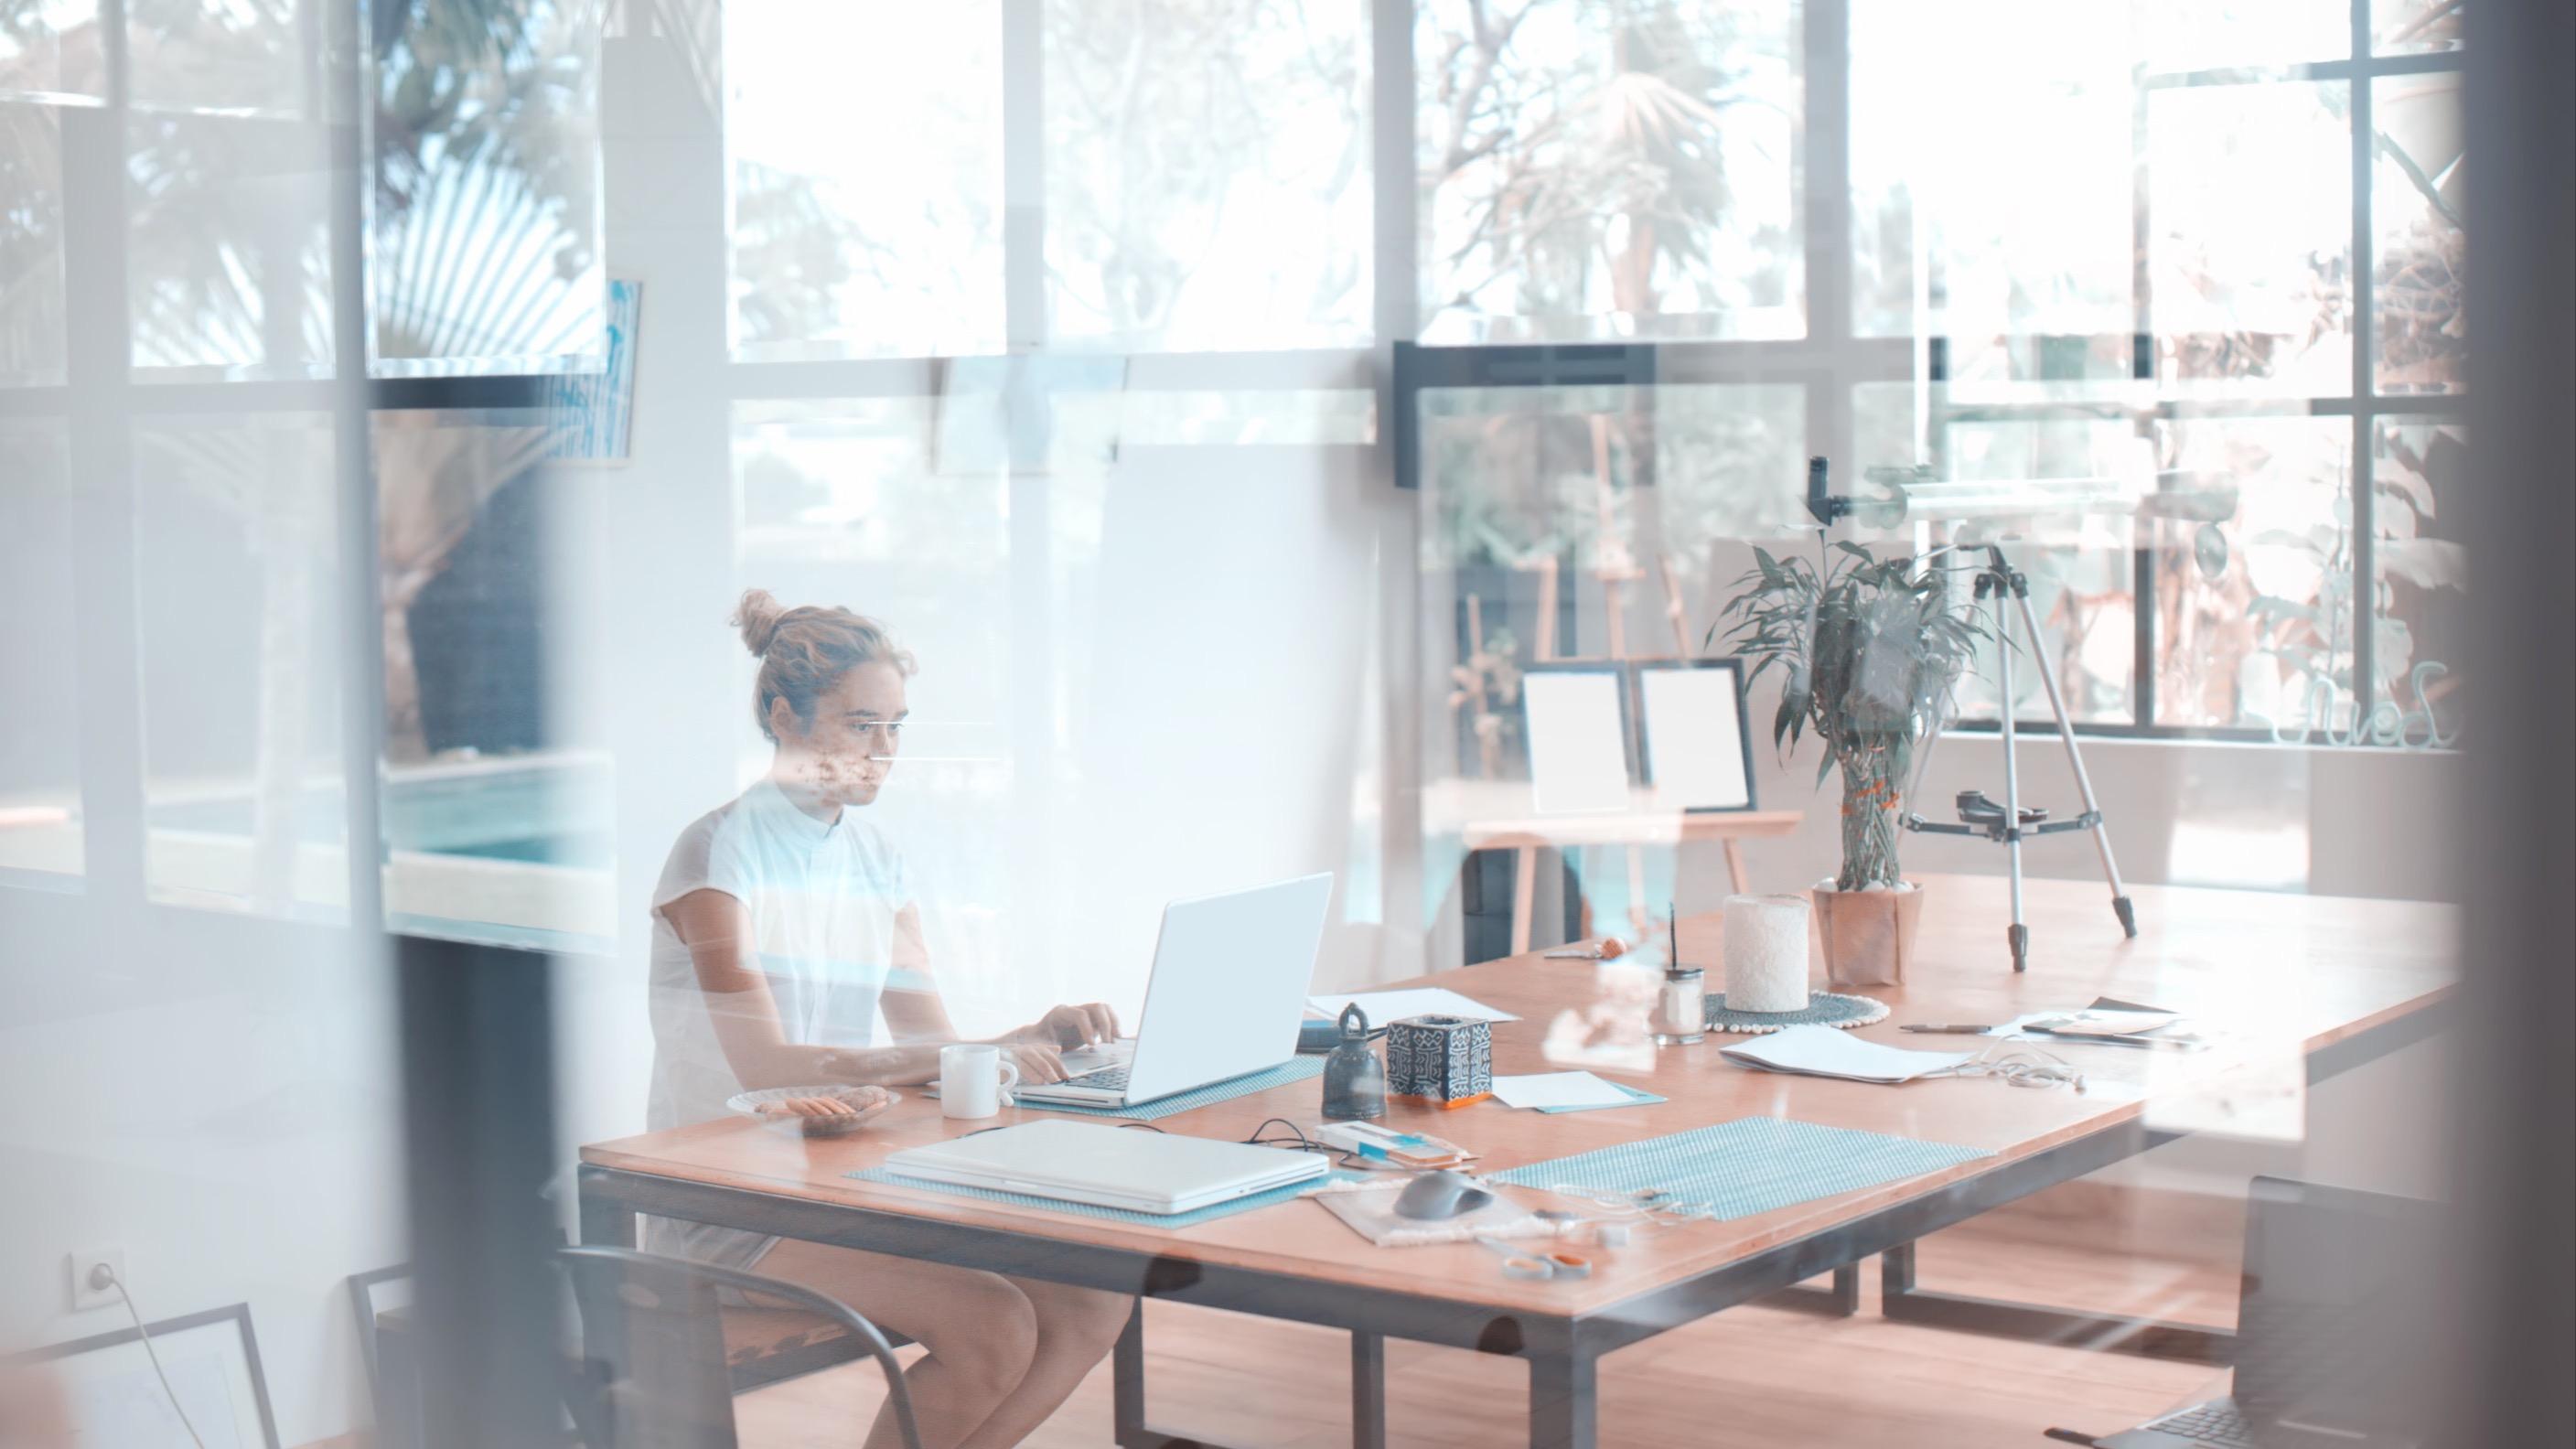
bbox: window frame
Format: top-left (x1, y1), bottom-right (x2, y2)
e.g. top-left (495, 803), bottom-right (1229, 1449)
top-left (1390, 0), bottom-right (2471, 747)
top-left (1, 0), bottom-right (2475, 925)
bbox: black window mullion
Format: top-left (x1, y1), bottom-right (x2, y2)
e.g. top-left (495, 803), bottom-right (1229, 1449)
top-left (2348, 0), bottom-right (2379, 730)
top-left (1806, 0), bottom-right (1855, 475)
top-left (1000, 0), bottom-right (1046, 350)
top-left (2130, 2), bottom-right (2156, 728)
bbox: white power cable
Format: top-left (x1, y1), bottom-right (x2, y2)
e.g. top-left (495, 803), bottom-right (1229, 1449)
top-left (94, 1267), bottom-right (209, 1449)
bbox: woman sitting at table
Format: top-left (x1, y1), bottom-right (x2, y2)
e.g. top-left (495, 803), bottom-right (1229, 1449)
top-left (648, 589), bottom-right (1132, 1449)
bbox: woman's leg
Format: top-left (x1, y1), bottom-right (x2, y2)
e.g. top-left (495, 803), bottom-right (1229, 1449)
top-left (950, 1279), bottom-right (1135, 1449)
top-left (751, 1239), bottom-right (1037, 1449)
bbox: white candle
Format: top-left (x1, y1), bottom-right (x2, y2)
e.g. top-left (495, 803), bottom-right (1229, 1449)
top-left (1723, 894), bottom-right (1811, 1013)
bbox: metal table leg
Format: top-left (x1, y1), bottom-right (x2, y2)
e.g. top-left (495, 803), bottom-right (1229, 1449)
top-left (1351, 1330), bottom-right (1388, 1449)
top-left (579, 1177), bottom-right (639, 1250)
top-left (1114, 1300), bottom-right (1272, 1449)
top-left (1763, 1261), bottom-right (1862, 1316)
top-left (1527, 1347), bottom-right (1598, 1449)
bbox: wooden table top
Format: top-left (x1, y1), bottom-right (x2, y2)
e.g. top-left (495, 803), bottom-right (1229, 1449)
top-left (581, 874), bottom-right (2455, 1321)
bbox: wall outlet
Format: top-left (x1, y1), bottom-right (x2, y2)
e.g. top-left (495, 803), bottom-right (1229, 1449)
top-left (68, 1248), bottom-right (124, 1313)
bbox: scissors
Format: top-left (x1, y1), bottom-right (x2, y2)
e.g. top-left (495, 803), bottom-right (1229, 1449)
top-left (1475, 1236), bottom-right (1594, 1281)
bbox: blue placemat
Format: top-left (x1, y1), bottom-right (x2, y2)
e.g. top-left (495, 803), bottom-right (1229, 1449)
top-left (1017, 1057), bottom-right (1326, 1121)
top-left (847, 1165), bottom-right (1367, 1228)
top-left (1489, 1117), bottom-right (1989, 1221)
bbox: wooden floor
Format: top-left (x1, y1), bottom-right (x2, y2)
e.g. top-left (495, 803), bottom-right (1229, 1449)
top-left (734, 1210), bottom-right (2238, 1449)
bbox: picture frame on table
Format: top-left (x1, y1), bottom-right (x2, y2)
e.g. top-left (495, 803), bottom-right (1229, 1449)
top-left (1519, 660), bottom-right (1637, 816)
top-left (18, 1303), bottom-right (279, 1449)
top-left (1628, 657), bottom-right (1759, 812)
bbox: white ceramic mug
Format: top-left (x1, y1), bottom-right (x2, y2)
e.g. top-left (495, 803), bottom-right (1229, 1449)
top-left (939, 1043), bottom-right (1020, 1120)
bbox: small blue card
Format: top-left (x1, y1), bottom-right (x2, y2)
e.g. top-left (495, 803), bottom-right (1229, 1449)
top-left (1537, 1079), bottom-right (1666, 1113)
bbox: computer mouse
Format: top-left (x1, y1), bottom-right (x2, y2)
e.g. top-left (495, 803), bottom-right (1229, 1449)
top-left (1393, 1169), bottom-right (1494, 1220)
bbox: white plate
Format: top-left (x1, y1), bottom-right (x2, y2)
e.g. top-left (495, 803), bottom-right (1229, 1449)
top-left (725, 1086), bottom-right (901, 1136)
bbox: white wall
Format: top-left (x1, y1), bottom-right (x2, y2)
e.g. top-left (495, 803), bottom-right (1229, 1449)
top-left (0, 897), bottom-right (405, 1449)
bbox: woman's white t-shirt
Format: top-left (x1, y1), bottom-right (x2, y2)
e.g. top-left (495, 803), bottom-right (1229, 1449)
top-left (644, 778), bottom-right (923, 1266)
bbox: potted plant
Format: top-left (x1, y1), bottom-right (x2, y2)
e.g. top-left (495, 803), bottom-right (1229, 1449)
top-left (1719, 541), bottom-right (1989, 984)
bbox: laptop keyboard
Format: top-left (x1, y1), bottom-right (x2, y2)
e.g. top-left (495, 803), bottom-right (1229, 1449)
top-left (2150, 1401), bottom-right (2256, 1447)
top-left (1063, 1064), bottom-right (1129, 1091)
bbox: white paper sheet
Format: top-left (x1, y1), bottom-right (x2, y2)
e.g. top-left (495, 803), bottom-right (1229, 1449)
top-left (1639, 666), bottom-right (1753, 810)
top-left (1305, 989), bottom-right (1520, 1025)
top-left (1491, 1071), bottom-right (1637, 1110)
top-left (1718, 1025), bottom-right (1972, 1083)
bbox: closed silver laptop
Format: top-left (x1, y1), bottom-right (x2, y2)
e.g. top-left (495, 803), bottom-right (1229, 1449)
top-left (882, 1119), bottom-right (1329, 1215)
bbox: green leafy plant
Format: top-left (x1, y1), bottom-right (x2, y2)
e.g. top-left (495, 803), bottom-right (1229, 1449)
top-left (1719, 541), bottom-right (1988, 891)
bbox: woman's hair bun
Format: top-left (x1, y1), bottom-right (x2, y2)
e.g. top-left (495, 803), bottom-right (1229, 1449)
top-left (733, 588), bottom-right (789, 657)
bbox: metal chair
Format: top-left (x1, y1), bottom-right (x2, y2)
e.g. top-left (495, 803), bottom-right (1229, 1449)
top-left (558, 1246), bottom-right (923, 1449)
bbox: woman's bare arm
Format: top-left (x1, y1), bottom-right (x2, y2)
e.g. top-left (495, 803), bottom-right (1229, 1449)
top-left (877, 902), bottom-right (959, 1044)
top-left (661, 888), bottom-right (947, 1088)
top-left (661, 890), bottom-right (1066, 1085)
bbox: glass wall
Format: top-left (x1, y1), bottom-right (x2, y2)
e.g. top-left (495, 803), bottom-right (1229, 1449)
top-left (0, 5), bottom-right (2516, 1449)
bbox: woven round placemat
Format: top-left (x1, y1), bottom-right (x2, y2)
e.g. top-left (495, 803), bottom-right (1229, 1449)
top-left (1703, 991), bottom-right (1890, 1035)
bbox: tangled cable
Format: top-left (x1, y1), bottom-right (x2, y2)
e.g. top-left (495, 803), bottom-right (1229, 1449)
top-left (1936, 1042), bottom-right (2088, 1092)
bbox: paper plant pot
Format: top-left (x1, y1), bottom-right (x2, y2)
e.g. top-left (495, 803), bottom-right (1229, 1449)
top-left (1809, 883), bottom-right (1925, 988)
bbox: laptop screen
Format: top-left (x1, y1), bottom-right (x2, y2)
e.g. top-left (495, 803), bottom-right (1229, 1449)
top-left (2235, 1176), bottom-right (2441, 1448)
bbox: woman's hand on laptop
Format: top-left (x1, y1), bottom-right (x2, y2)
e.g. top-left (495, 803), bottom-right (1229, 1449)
top-left (1018, 1002), bottom-right (1122, 1050)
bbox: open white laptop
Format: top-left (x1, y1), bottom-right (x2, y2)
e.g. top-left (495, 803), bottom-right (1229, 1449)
top-left (883, 1119), bottom-right (1329, 1215)
top-left (1012, 873), bottom-right (1333, 1109)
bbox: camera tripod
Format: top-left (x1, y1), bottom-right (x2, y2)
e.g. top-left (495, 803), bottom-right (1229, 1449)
top-left (1904, 544), bottom-right (2139, 971)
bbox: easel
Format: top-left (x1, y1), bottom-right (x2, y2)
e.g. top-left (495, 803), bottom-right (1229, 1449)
top-left (1464, 421), bottom-right (1803, 956)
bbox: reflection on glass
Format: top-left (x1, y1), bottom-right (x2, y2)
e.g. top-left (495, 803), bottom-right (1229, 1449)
top-left (727, 1), bottom-right (1004, 360)
top-left (1851, 0), bottom-right (2135, 362)
top-left (0, 420), bottom-right (80, 876)
top-left (1937, 413), bottom-right (2144, 726)
top-left (1422, 384), bottom-right (1807, 587)
top-left (1043, 0), bottom-right (1368, 350)
top-left (734, 398), bottom-right (1020, 1007)
top-left (134, 414), bottom-right (347, 917)
top-left (128, 111), bottom-right (333, 378)
top-left (2374, 73), bottom-right (2464, 395)
top-left (1117, 388), bottom-right (1376, 447)
top-left (126, 0), bottom-right (305, 115)
top-left (1417, 383), bottom-right (1804, 785)
top-left (372, 409), bottom-right (616, 945)
top-left (2153, 416), bottom-right (2350, 733)
top-left (1, 101), bottom-right (67, 384)
top-left (2138, 0), bottom-right (2345, 72)
top-left (0, 0), bottom-right (104, 100)
top-left (2374, 0), bottom-right (2465, 55)
top-left (735, 400), bottom-right (1007, 752)
top-left (2147, 81), bottom-right (2352, 398)
top-left (2371, 421), bottom-right (2464, 744)
top-left (1416, 0), bottom-right (1802, 344)
top-left (370, 0), bottom-right (604, 375)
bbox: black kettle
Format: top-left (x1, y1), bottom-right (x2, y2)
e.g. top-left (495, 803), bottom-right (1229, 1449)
top-left (1320, 1003), bottom-right (1387, 1122)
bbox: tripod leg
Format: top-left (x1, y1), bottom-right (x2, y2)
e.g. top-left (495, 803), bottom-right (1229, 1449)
top-left (2012, 586), bottom-right (2138, 939)
top-left (1995, 589), bottom-right (2028, 971)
